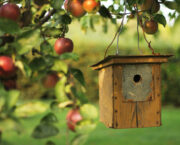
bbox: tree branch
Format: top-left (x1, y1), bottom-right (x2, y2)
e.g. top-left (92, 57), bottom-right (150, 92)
top-left (37, 9), bottom-right (56, 27)
top-left (139, 19), bottom-right (158, 55)
top-left (111, 10), bottom-right (147, 17)
top-left (134, 5), bottom-right (143, 54)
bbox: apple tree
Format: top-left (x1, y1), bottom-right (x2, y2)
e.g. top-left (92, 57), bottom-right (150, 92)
top-left (0, 0), bottom-right (180, 145)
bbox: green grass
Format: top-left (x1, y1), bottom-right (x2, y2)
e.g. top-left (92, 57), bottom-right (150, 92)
top-left (86, 107), bottom-right (180, 145)
top-left (1, 107), bottom-right (180, 145)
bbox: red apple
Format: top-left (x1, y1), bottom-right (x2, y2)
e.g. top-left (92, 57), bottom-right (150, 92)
top-left (64, 0), bottom-right (86, 18)
top-left (0, 69), bottom-right (16, 79)
top-left (143, 19), bottom-right (158, 34)
top-left (43, 73), bottom-right (59, 88)
top-left (54, 38), bottom-right (73, 55)
top-left (83, 0), bottom-right (100, 13)
top-left (0, 3), bottom-right (20, 21)
top-left (0, 56), bottom-right (15, 72)
top-left (0, 56), bottom-right (16, 79)
top-left (66, 109), bottom-right (83, 132)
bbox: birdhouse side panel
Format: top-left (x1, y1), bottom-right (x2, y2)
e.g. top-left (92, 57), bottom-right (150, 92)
top-left (99, 66), bottom-right (114, 128)
top-left (113, 65), bottom-right (137, 129)
top-left (137, 64), bottom-right (162, 128)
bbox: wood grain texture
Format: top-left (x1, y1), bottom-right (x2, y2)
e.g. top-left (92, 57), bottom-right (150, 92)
top-left (122, 64), bottom-right (153, 102)
top-left (99, 66), bottom-right (114, 128)
top-left (137, 64), bottom-right (161, 128)
top-left (113, 65), bottom-right (137, 129)
top-left (92, 56), bottom-right (171, 70)
top-left (93, 55), bottom-right (169, 129)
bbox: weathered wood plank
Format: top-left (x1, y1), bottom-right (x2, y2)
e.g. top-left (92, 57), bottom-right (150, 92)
top-left (99, 66), bottom-right (114, 127)
top-left (113, 65), bottom-right (137, 129)
top-left (93, 55), bottom-right (170, 129)
top-left (137, 64), bottom-right (161, 128)
top-left (122, 64), bottom-right (153, 102)
top-left (91, 56), bottom-right (171, 70)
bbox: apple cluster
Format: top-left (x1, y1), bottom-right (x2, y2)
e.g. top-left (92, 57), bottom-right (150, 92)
top-left (140, 0), bottom-right (160, 35)
top-left (53, 0), bottom-right (101, 56)
top-left (0, 3), bottom-right (73, 88)
top-left (0, 3), bottom-right (20, 90)
top-left (64, 0), bottom-right (100, 18)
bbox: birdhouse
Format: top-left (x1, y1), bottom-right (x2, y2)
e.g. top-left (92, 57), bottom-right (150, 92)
top-left (91, 55), bottom-right (172, 129)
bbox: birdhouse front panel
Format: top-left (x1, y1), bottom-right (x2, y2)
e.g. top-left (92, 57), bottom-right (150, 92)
top-left (113, 64), bottom-right (161, 129)
top-left (122, 64), bottom-right (153, 102)
top-left (91, 55), bottom-right (172, 129)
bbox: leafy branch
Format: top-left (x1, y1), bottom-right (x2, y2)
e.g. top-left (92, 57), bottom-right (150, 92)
top-left (139, 19), bottom-right (157, 55)
top-left (37, 9), bottom-right (56, 27)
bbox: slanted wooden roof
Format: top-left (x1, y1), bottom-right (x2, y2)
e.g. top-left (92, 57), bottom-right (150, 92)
top-left (91, 55), bottom-right (173, 70)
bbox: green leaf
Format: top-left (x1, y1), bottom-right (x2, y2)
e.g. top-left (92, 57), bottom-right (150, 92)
top-left (29, 57), bottom-right (46, 71)
top-left (114, 0), bottom-right (121, 5)
top-left (127, 0), bottom-right (136, 6)
top-left (50, 101), bottom-right (62, 110)
top-left (0, 97), bottom-right (5, 112)
top-left (55, 76), bottom-right (68, 102)
top-left (51, 60), bottom-right (68, 73)
top-left (89, 17), bottom-right (95, 31)
top-left (58, 14), bottom-right (72, 25)
top-left (15, 61), bottom-right (32, 77)
top-left (164, 1), bottom-right (178, 10)
top-left (71, 68), bottom-right (86, 87)
top-left (15, 102), bottom-right (48, 117)
top-left (76, 120), bottom-right (97, 134)
top-left (41, 113), bottom-right (58, 124)
top-left (29, 57), bottom-right (53, 72)
top-left (0, 83), bottom-right (7, 97)
top-left (111, 18), bottom-right (117, 24)
top-left (43, 27), bottom-right (63, 38)
top-left (71, 87), bottom-right (88, 104)
top-left (80, 104), bottom-right (98, 120)
top-left (58, 53), bottom-right (79, 61)
top-left (23, 62), bottom-right (32, 77)
top-left (32, 123), bottom-right (59, 139)
top-left (46, 141), bottom-right (56, 145)
top-left (40, 41), bottom-right (54, 54)
top-left (0, 18), bottom-right (20, 34)
top-left (6, 90), bottom-right (20, 110)
top-left (102, 20), bottom-right (108, 33)
top-left (80, 16), bottom-right (90, 32)
top-left (99, 6), bottom-right (112, 18)
top-left (154, 14), bottom-right (167, 27)
top-left (50, 0), bottom-right (64, 10)
top-left (58, 100), bottom-right (74, 108)
top-left (71, 134), bottom-right (88, 145)
top-left (13, 29), bottom-right (43, 55)
top-left (0, 119), bottom-right (21, 132)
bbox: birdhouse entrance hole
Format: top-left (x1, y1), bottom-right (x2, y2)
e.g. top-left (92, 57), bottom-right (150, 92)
top-left (133, 74), bottom-right (141, 83)
top-left (91, 55), bottom-right (173, 129)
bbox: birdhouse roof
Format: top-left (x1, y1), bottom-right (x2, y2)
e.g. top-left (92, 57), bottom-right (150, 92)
top-left (91, 55), bottom-right (173, 70)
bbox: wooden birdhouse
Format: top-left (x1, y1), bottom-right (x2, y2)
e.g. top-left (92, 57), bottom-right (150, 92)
top-left (91, 55), bottom-right (172, 129)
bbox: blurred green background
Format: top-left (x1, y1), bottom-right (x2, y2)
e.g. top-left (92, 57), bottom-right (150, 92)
top-left (68, 19), bottom-right (180, 105)
top-left (2, 107), bottom-right (180, 145)
top-left (1, 17), bottom-right (180, 145)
